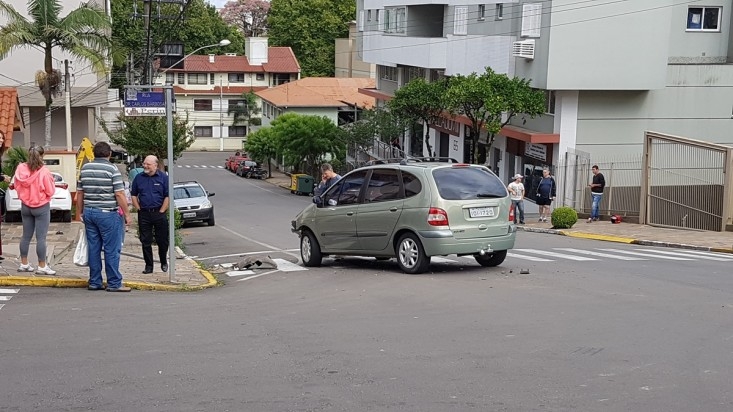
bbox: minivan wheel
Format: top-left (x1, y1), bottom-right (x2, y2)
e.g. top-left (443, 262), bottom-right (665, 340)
top-left (300, 230), bottom-right (322, 267)
top-left (396, 233), bottom-right (430, 274)
top-left (474, 250), bottom-right (508, 267)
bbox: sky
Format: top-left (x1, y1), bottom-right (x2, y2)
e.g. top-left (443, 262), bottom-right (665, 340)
top-left (207, 0), bottom-right (227, 9)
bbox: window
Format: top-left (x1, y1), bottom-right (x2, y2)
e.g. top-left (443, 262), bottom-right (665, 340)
top-left (376, 9), bottom-right (380, 22)
top-left (210, 73), bottom-right (215, 84)
top-left (228, 73), bottom-right (245, 82)
top-left (545, 90), bottom-right (556, 114)
top-left (367, 10), bottom-right (372, 21)
top-left (165, 73), bottom-right (174, 84)
top-left (365, 169), bottom-right (402, 203)
top-left (495, 4), bottom-right (504, 20)
top-left (687, 7), bottom-right (721, 31)
top-left (403, 66), bottom-right (425, 85)
top-left (384, 7), bottom-right (406, 33)
top-left (229, 126), bottom-right (247, 137)
top-left (380, 65), bottom-right (398, 81)
top-left (521, 3), bottom-right (542, 38)
top-left (193, 99), bottom-right (212, 111)
top-left (323, 171), bottom-right (368, 206)
top-left (194, 126), bottom-right (213, 137)
top-left (188, 73), bottom-right (207, 85)
top-left (177, 73), bottom-right (185, 84)
top-left (229, 99), bottom-right (246, 110)
top-left (256, 73), bottom-right (265, 81)
top-left (454, 6), bottom-right (468, 35)
top-left (401, 172), bottom-right (422, 198)
top-left (478, 4), bottom-right (486, 20)
top-left (432, 167), bottom-right (506, 200)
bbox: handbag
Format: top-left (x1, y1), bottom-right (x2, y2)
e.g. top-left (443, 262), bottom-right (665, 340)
top-left (73, 229), bottom-right (89, 266)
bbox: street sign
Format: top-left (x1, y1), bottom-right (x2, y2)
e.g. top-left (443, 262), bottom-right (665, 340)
top-left (124, 90), bottom-right (165, 108)
top-left (124, 107), bottom-right (166, 116)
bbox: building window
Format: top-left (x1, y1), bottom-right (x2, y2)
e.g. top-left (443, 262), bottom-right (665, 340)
top-left (228, 73), bottom-right (245, 82)
top-left (229, 99), bottom-right (245, 110)
top-left (367, 10), bottom-right (372, 21)
top-left (188, 73), bottom-right (207, 85)
top-left (210, 73), bottom-right (215, 84)
top-left (376, 9), bottom-right (380, 22)
top-left (403, 67), bottom-right (424, 85)
top-left (478, 5), bottom-right (485, 20)
top-left (165, 73), bottom-right (174, 84)
top-left (454, 6), bottom-right (468, 35)
top-left (521, 3), bottom-right (542, 38)
top-left (194, 126), bottom-right (213, 137)
top-left (193, 99), bottom-right (212, 111)
top-left (272, 73), bottom-right (290, 86)
top-left (229, 126), bottom-right (247, 137)
top-left (384, 7), bottom-right (406, 33)
top-left (545, 90), bottom-right (555, 114)
top-left (687, 7), bottom-right (721, 31)
top-left (177, 73), bottom-right (185, 84)
top-left (380, 65), bottom-right (397, 82)
top-left (495, 4), bottom-right (504, 20)
top-left (256, 73), bottom-right (265, 81)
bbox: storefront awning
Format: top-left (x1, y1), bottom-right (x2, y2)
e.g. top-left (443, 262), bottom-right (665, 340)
top-left (501, 125), bottom-right (560, 144)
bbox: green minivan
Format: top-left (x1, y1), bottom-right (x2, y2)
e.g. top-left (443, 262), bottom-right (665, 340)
top-left (291, 162), bottom-right (516, 274)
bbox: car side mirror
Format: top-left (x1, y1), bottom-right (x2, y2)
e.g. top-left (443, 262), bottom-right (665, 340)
top-left (207, 192), bottom-right (215, 197)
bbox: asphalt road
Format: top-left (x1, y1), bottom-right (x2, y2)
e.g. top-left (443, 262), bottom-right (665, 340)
top-left (1, 151), bottom-right (732, 411)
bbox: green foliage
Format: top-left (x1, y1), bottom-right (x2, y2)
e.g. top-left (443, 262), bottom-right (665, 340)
top-left (244, 127), bottom-right (278, 164)
top-left (388, 78), bottom-right (448, 157)
top-left (228, 91), bottom-right (262, 131)
top-left (270, 113), bottom-right (343, 174)
top-left (444, 67), bottom-right (546, 163)
top-left (1, 146), bottom-right (28, 180)
top-left (267, 0), bottom-right (354, 77)
top-left (101, 114), bottom-right (194, 164)
top-left (551, 207), bottom-right (578, 229)
top-left (342, 106), bottom-right (409, 147)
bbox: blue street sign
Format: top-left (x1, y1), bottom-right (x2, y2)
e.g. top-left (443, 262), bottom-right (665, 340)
top-left (124, 91), bottom-right (166, 107)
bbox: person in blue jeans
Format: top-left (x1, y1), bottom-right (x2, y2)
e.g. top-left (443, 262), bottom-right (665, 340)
top-left (76, 142), bottom-right (133, 292)
top-left (587, 165), bottom-right (605, 223)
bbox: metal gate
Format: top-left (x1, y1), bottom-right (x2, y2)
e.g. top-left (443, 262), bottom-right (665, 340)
top-left (641, 132), bottom-right (733, 231)
top-left (559, 148), bottom-right (591, 211)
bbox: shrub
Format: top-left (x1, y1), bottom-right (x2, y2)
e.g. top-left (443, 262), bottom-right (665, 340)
top-left (551, 207), bottom-right (578, 229)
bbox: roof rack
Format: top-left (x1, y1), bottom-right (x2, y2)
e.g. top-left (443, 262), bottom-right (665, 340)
top-left (405, 157), bottom-right (459, 164)
top-left (365, 157), bottom-right (460, 166)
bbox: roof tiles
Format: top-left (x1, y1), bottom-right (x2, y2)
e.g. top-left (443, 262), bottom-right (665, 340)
top-left (0, 88), bottom-right (20, 147)
top-left (166, 47), bottom-right (300, 74)
top-left (255, 77), bottom-right (376, 109)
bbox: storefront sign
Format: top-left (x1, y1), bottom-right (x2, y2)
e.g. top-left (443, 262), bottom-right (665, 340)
top-left (525, 143), bottom-right (547, 161)
top-left (429, 117), bottom-right (461, 136)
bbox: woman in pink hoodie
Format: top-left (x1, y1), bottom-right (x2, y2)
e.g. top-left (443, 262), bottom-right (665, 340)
top-left (13, 145), bottom-right (56, 275)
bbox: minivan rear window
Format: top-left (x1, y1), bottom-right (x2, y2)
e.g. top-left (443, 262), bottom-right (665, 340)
top-left (432, 167), bottom-right (507, 200)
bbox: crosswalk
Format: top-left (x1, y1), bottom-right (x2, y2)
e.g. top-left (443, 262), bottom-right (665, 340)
top-left (0, 288), bottom-right (19, 311)
top-left (175, 165), bottom-right (226, 169)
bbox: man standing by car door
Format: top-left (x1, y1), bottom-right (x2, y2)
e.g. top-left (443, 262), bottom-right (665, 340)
top-left (312, 163), bottom-right (342, 204)
top-left (131, 155), bottom-right (170, 274)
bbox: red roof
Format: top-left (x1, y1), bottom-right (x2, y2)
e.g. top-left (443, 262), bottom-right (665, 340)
top-left (0, 88), bottom-right (22, 147)
top-left (172, 86), bottom-right (268, 95)
top-left (164, 47), bottom-right (300, 74)
top-left (256, 78), bottom-right (376, 109)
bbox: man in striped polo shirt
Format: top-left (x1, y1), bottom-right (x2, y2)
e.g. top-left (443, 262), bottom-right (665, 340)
top-left (76, 142), bottom-right (133, 292)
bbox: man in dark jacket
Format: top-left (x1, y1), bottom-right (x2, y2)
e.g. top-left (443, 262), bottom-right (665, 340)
top-left (312, 163), bottom-right (342, 204)
top-left (587, 165), bottom-right (605, 222)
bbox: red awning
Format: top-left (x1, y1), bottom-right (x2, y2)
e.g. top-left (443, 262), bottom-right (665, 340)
top-left (500, 125), bottom-right (559, 144)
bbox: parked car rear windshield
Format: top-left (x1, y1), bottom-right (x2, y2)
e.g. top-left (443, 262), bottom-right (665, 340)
top-left (432, 167), bottom-right (507, 200)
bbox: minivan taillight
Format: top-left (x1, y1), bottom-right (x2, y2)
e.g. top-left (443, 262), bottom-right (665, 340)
top-left (427, 207), bottom-right (449, 226)
top-left (508, 203), bottom-right (515, 222)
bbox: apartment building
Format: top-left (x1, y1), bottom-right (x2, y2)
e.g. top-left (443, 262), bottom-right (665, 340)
top-left (356, 0), bottom-right (733, 181)
top-left (335, 21), bottom-right (377, 78)
top-left (153, 38), bottom-right (300, 150)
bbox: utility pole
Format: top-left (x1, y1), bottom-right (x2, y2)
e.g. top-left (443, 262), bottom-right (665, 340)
top-left (64, 59), bottom-right (73, 151)
top-left (219, 78), bottom-right (224, 151)
top-left (143, 0), bottom-right (152, 85)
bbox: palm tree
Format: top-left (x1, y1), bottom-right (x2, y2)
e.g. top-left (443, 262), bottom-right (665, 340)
top-left (228, 90), bottom-right (262, 136)
top-left (0, 0), bottom-right (113, 147)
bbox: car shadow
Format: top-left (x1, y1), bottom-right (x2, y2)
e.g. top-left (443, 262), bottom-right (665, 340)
top-left (319, 256), bottom-right (504, 276)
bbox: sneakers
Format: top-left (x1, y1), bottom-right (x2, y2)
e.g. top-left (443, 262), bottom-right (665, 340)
top-left (17, 264), bottom-right (35, 272)
top-left (587, 218), bottom-right (593, 223)
top-left (36, 265), bottom-right (57, 276)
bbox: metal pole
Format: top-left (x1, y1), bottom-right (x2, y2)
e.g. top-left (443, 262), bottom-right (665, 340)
top-left (64, 59), bottom-right (73, 151)
top-left (219, 79), bottom-right (224, 151)
top-left (165, 85), bottom-right (175, 281)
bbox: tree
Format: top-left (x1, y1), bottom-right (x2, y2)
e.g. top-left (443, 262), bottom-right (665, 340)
top-left (220, 0), bottom-right (270, 37)
top-left (268, 0), bottom-right (354, 77)
top-left (0, 0), bottom-right (114, 147)
top-left (100, 115), bottom-right (194, 166)
top-left (341, 106), bottom-right (409, 149)
top-left (243, 127), bottom-right (277, 174)
top-left (269, 113), bottom-right (342, 175)
top-left (444, 67), bottom-right (546, 164)
top-left (228, 90), bottom-right (262, 132)
top-left (388, 78), bottom-right (449, 157)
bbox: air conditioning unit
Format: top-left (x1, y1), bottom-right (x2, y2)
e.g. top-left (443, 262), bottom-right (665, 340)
top-left (512, 39), bottom-right (535, 59)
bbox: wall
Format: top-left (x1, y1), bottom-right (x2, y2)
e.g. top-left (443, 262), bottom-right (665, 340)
top-left (667, 0), bottom-right (731, 63)
top-left (19, 107), bottom-right (92, 148)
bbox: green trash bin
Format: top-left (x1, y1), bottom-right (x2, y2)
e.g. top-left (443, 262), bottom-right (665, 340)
top-left (295, 175), bottom-right (315, 196)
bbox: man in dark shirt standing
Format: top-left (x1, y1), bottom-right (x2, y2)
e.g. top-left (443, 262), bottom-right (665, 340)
top-left (587, 165), bottom-right (606, 223)
top-left (131, 155), bottom-right (170, 273)
top-left (312, 163), bottom-right (342, 204)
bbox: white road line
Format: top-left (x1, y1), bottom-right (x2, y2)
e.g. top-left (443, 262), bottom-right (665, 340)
top-left (272, 258), bottom-right (308, 272)
top-left (553, 248), bottom-right (647, 260)
top-left (226, 270), bottom-right (256, 277)
top-left (217, 226), bottom-right (300, 259)
top-left (506, 252), bottom-right (553, 262)
top-left (677, 250), bottom-right (733, 259)
top-left (636, 249), bottom-right (733, 262)
top-left (0, 296), bottom-right (13, 301)
top-left (0, 304), bottom-right (4, 310)
top-left (0, 288), bottom-right (19, 294)
top-left (198, 249), bottom-right (300, 261)
top-left (237, 269), bottom-right (279, 282)
top-left (185, 165), bottom-right (191, 168)
top-left (217, 165), bottom-right (224, 168)
top-left (598, 249), bottom-right (694, 261)
top-left (431, 256), bottom-right (457, 264)
top-left (201, 165), bottom-right (208, 168)
top-left (513, 249), bottom-right (597, 261)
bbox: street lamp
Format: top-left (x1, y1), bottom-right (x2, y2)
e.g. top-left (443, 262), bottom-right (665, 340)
top-left (159, 39), bottom-right (231, 75)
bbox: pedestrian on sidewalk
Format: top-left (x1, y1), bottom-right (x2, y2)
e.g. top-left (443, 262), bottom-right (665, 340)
top-left (13, 144), bottom-right (56, 275)
top-left (508, 174), bottom-right (525, 224)
top-left (587, 165), bottom-right (606, 223)
top-left (0, 130), bottom-right (11, 261)
top-left (130, 155), bottom-right (169, 274)
top-left (535, 168), bottom-right (556, 222)
top-left (77, 142), bottom-right (133, 292)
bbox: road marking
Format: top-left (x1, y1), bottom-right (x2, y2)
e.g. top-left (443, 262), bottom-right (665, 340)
top-left (0, 288), bottom-right (19, 294)
top-left (506, 253), bottom-right (553, 262)
top-left (237, 269), bottom-right (279, 282)
top-left (272, 258), bottom-right (307, 272)
top-left (513, 249), bottom-right (597, 261)
top-left (677, 250), bottom-right (733, 260)
top-left (637, 249), bottom-right (733, 261)
top-left (553, 248), bottom-right (647, 260)
top-left (217, 226), bottom-right (300, 259)
top-left (0, 296), bottom-right (13, 301)
top-left (198, 249), bottom-right (300, 261)
top-left (598, 249), bottom-right (693, 260)
top-left (226, 270), bottom-right (256, 277)
top-left (0, 304), bottom-right (4, 310)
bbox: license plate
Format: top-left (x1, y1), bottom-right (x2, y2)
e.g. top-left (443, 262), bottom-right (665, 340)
top-left (183, 212), bottom-right (196, 218)
top-left (469, 207), bottom-right (494, 218)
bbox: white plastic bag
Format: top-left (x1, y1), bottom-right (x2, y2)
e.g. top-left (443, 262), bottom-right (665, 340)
top-left (73, 229), bottom-right (89, 267)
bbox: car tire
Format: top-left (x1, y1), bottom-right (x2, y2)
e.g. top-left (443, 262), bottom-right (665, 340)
top-left (395, 233), bottom-right (430, 274)
top-left (61, 210), bottom-right (72, 222)
top-left (300, 230), bottom-right (322, 267)
top-left (207, 213), bottom-right (216, 226)
top-left (474, 250), bottom-right (508, 267)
